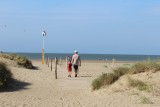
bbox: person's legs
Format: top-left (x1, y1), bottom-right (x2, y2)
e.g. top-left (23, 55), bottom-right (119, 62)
top-left (69, 71), bottom-right (71, 77)
top-left (73, 65), bottom-right (78, 77)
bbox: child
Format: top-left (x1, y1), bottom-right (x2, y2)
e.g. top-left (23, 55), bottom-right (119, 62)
top-left (67, 59), bottom-right (72, 77)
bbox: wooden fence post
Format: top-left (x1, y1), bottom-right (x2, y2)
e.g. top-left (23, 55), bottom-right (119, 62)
top-left (48, 57), bottom-right (49, 67)
top-left (51, 58), bottom-right (53, 71)
top-left (46, 56), bottom-right (48, 65)
top-left (112, 58), bottom-right (115, 68)
top-left (55, 57), bottom-right (58, 79)
top-left (59, 57), bottom-right (61, 67)
top-left (66, 56), bottom-right (68, 69)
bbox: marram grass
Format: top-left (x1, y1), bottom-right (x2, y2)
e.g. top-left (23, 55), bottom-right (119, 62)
top-left (0, 53), bottom-right (33, 69)
top-left (127, 76), bottom-right (151, 91)
top-left (92, 60), bottom-right (160, 90)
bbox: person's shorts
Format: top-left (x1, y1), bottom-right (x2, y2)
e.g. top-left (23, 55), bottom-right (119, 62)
top-left (73, 65), bottom-right (78, 73)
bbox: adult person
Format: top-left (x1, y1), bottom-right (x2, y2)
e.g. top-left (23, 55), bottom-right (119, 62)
top-left (72, 50), bottom-right (81, 77)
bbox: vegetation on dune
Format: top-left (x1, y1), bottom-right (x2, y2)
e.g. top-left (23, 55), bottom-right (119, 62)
top-left (92, 60), bottom-right (160, 90)
top-left (92, 73), bottom-right (117, 90)
top-left (140, 96), bottom-right (153, 104)
top-left (127, 76), bottom-right (151, 91)
top-left (0, 62), bottom-right (12, 88)
top-left (15, 56), bottom-right (33, 69)
top-left (0, 53), bottom-right (34, 69)
top-left (92, 67), bottom-right (129, 90)
top-left (129, 60), bottom-right (160, 74)
top-left (113, 67), bottom-right (129, 77)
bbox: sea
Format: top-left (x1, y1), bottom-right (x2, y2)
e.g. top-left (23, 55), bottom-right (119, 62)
top-left (14, 53), bottom-right (160, 62)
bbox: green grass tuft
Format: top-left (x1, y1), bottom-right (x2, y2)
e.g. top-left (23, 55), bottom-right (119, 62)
top-left (92, 78), bottom-right (102, 90)
top-left (92, 73), bottom-right (120, 90)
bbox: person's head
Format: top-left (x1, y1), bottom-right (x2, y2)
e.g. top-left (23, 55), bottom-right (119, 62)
top-left (74, 50), bottom-right (78, 54)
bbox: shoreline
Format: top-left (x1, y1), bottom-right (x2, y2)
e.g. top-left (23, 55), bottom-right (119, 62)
top-left (3, 52), bottom-right (158, 62)
top-left (31, 59), bottom-right (139, 63)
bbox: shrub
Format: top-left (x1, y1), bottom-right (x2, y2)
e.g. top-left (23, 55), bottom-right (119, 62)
top-left (0, 62), bottom-right (12, 88)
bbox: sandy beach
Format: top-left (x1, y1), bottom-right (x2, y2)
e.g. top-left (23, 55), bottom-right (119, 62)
top-left (0, 59), bottom-right (160, 107)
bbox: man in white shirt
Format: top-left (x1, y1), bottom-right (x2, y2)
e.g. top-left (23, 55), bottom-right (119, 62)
top-left (72, 50), bottom-right (81, 77)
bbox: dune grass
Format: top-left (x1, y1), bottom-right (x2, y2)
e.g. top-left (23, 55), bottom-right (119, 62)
top-left (15, 56), bottom-right (33, 69)
top-left (140, 96), bottom-right (153, 104)
top-left (92, 67), bottom-right (128, 90)
top-left (92, 60), bottom-right (160, 90)
top-left (127, 76), bottom-right (151, 91)
top-left (0, 62), bottom-right (12, 88)
top-left (129, 60), bottom-right (160, 74)
top-left (0, 53), bottom-right (33, 69)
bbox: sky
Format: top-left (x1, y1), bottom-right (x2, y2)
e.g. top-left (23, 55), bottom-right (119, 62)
top-left (0, 0), bottom-right (160, 55)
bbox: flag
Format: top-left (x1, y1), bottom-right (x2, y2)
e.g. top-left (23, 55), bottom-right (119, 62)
top-left (42, 31), bottom-right (47, 36)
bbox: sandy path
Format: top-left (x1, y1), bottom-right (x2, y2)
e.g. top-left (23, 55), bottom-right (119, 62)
top-left (0, 60), bottom-right (158, 107)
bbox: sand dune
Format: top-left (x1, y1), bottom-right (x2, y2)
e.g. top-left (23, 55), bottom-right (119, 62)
top-left (0, 59), bottom-right (160, 107)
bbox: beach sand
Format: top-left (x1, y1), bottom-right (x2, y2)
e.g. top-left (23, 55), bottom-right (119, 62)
top-left (0, 59), bottom-right (160, 107)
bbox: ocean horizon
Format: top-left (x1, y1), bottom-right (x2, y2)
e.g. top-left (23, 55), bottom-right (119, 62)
top-left (7, 52), bottom-right (160, 61)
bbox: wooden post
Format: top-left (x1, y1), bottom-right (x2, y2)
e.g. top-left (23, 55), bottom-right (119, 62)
top-left (46, 56), bottom-right (48, 65)
top-left (55, 57), bottom-right (58, 79)
top-left (51, 58), bottom-right (53, 71)
top-left (59, 57), bottom-right (61, 67)
top-left (48, 57), bottom-right (49, 67)
top-left (66, 56), bottom-right (68, 69)
top-left (112, 58), bottom-right (115, 68)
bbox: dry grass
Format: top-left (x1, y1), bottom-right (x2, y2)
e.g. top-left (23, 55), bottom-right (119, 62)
top-left (129, 61), bottom-right (160, 74)
top-left (0, 53), bottom-right (33, 69)
top-left (92, 73), bottom-right (118, 90)
top-left (92, 60), bottom-right (160, 90)
top-left (140, 96), bottom-right (153, 104)
top-left (127, 76), bottom-right (151, 91)
top-left (113, 67), bottom-right (129, 77)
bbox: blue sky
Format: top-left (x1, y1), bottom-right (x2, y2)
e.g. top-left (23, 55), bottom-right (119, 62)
top-left (0, 0), bottom-right (160, 55)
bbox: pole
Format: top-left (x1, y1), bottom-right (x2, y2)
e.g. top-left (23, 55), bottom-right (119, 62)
top-left (66, 56), bottom-right (68, 69)
top-left (46, 56), bottom-right (48, 65)
top-left (51, 58), bottom-right (53, 71)
top-left (59, 57), bottom-right (61, 67)
top-left (48, 57), bottom-right (49, 67)
top-left (55, 57), bottom-right (58, 79)
top-left (42, 35), bottom-right (45, 64)
top-left (42, 48), bottom-right (44, 64)
top-left (42, 31), bottom-right (46, 64)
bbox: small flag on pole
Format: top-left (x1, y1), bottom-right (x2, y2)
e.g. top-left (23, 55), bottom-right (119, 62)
top-left (42, 31), bottom-right (47, 36)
